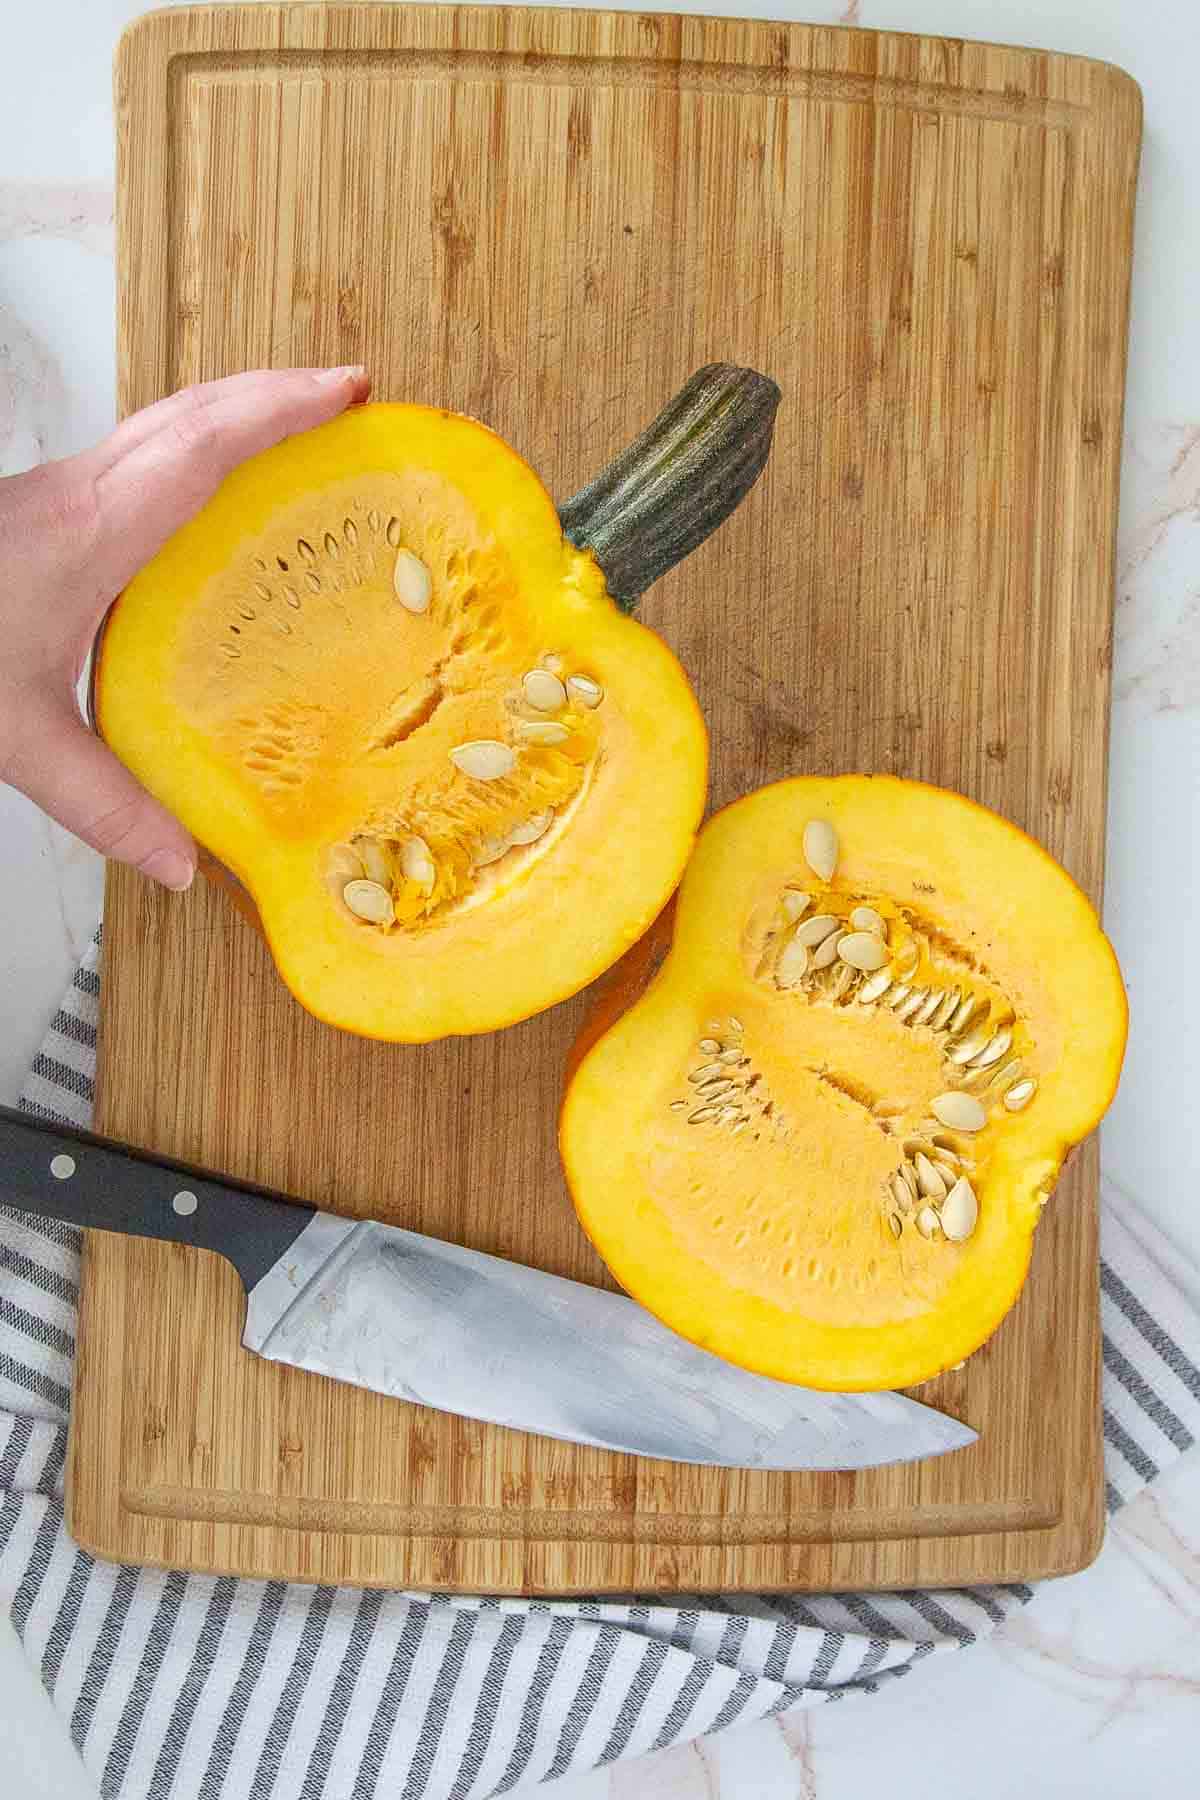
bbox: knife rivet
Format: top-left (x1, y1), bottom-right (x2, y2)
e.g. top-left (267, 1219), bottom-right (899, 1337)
top-left (49, 1154), bottom-right (76, 1181)
top-left (172, 1190), bottom-right (199, 1216)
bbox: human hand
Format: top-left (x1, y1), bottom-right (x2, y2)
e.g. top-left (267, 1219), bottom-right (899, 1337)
top-left (0, 365), bottom-right (371, 888)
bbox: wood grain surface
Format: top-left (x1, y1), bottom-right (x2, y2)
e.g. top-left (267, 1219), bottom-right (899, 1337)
top-left (74, 3), bottom-right (1141, 1591)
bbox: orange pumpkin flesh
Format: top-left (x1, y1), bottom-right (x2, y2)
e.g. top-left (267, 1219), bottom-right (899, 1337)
top-left (561, 776), bottom-right (1128, 1391)
top-left (95, 404), bottom-right (707, 1041)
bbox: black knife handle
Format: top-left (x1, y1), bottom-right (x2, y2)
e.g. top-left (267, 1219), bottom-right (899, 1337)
top-left (0, 1105), bottom-right (315, 1292)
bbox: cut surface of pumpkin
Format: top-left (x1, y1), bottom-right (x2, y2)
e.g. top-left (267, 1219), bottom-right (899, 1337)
top-left (561, 776), bottom-right (1128, 1391)
top-left (94, 372), bottom-right (779, 1041)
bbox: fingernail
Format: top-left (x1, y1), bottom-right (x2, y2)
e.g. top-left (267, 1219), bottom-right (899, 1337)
top-left (142, 850), bottom-right (195, 892)
top-left (316, 364), bottom-right (366, 386)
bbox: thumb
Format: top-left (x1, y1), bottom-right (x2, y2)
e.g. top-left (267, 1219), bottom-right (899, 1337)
top-left (6, 702), bottom-right (197, 889)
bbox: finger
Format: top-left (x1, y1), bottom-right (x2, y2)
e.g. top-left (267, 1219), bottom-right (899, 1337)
top-left (93, 365), bottom-right (371, 589)
top-left (6, 702), bottom-right (196, 889)
top-left (83, 366), bottom-right (371, 478)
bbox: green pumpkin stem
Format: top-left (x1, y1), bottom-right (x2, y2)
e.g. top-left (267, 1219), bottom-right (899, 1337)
top-left (558, 363), bottom-right (781, 613)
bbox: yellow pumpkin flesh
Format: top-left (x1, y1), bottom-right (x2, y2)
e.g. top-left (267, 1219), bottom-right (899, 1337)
top-left (95, 404), bottom-right (708, 1040)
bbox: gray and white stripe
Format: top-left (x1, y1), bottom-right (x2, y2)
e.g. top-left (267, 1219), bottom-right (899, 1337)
top-left (0, 933), bottom-right (1198, 1798)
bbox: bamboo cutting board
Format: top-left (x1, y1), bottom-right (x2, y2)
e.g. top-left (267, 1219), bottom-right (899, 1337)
top-left (76, 4), bottom-right (1140, 1591)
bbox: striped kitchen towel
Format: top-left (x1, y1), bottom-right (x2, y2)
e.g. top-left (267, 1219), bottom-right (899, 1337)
top-left (3, 934), bottom-right (1199, 1800)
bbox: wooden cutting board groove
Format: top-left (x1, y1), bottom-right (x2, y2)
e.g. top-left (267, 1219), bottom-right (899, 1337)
top-left (75, 3), bottom-right (1141, 1592)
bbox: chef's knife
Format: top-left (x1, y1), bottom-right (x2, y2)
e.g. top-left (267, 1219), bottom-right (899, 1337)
top-left (0, 1106), bottom-right (975, 1470)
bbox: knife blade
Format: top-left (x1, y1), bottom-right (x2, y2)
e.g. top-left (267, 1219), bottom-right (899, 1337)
top-left (0, 1105), bottom-right (975, 1470)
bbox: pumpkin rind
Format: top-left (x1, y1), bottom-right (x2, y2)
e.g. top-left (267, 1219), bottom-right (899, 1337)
top-left (560, 776), bottom-right (1128, 1391)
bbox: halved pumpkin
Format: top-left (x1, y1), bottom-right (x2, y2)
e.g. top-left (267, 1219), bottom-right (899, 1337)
top-left (94, 367), bottom-right (779, 1040)
top-left (561, 776), bottom-right (1127, 1391)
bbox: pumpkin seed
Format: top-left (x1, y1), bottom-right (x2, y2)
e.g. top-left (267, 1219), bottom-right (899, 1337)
top-left (327, 843), bottom-right (365, 885)
top-left (718, 1104), bottom-right (743, 1123)
top-left (729, 1017), bottom-right (745, 1033)
top-left (810, 933), bottom-right (840, 971)
top-left (776, 937), bottom-right (810, 988)
top-left (914, 1153), bottom-right (948, 1200)
top-left (887, 1213), bottom-right (904, 1240)
top-left (689, 1062), bottom-right (724, 1084)
top-left (990, 1059), bottom-right (1024, 1093)
top-left (669, 1099), bottom-right (687, 1111)
top-left (718, 1048), bottom-right (743, 1065)
top-left (931, 988), bottom-right (960, 1030)
top-left (393, 547), bottom-right (432, 613)
top-left (508, 809), bottom-right (554, 846)
top-left (916, 1206), bottom-right (942, 1240)
top-left (830, 963), bottom-right (856, 1000)
top-left (932, 1159), bottom-right (960, 1188)
top-left (697, 1079), bottom-right (735, 1099)
top-left (688, 1106), bottom-right (719, 1124)
top-left (851, 906), bottom-right (887, 937)
top-left (890, 1173), bottom-right (914, 1214)
top-left (886, 983), bottom-right (912, 1011)
top-left (698, 1038), bottom-right (721, 1055)
top-left (357, 840), bottom-right (391, 888)
top-left (782, 890), bottom-right (812, 922)
top-left (858, 970), bottom-right (893, 1005)
top-left (948, 1026), bottom-right (992, 1065)
top-left (898, 1161), bottom-right (920, 1201)
top-left (894, 987), bottom-right (927, 1022)
top-left (540, 651), bottom-right (564, 673)
top-left (473, 834), bottom-right (512, 868)
top-left (837, 931), bottom-right (890, 973)
top-left (566, 673), bottom-right (604, 707)
top-left (947, 994), bottom-right (979, 1036)
top-left (940, 1177), bottom-right (979, 1241)
top-left (793, 913), bottom-right (840, 948)
top-left (1004, 1079), bottom-right (1037, 1111)
top-left (400, 835), bottom-right (435, 887)
top-left (522, 668), bottom-right (567, 711)
top-left (514, 720), bottom-right (570, 747)
top-left (343, 878), bottom-right (395, 924)
top-left (802, 818), bottom-right (838, 882)
top-left (971, 1028), bottom-right (1013, 1069)
top-left (450, 740), bottom-right (516, 779)
top-left (931, 1092), bottom-right (988, 1132)
top-left (913, 989), bottom-right (943, 1026)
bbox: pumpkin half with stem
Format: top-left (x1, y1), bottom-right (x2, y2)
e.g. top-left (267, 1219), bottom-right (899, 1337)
top-left (560, 776), bottom-right (1128, 1392)
top-left (93, 365), bottom-right (780, 1041)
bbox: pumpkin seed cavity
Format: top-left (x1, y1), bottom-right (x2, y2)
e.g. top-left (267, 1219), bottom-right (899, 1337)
top-left (666, 1014), bottom-right (1001, 1252)
top-left (698, 825), bottom-right (1045, 1252)
top-left (192, 482), bottom-right (611, 937)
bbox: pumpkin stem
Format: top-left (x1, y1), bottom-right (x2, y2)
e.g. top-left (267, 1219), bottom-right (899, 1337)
top-left (558, 363), bottom-right (781, 613)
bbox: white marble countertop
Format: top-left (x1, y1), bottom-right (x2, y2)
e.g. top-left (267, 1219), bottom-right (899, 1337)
top-left (2, 1), bottom-right (1198, 1795)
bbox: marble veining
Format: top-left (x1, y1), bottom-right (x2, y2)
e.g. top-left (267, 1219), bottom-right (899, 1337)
top-left (0, 182), bottom-right (114, 259)
top-left (1114, 423), bottom-right (1200, 716)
